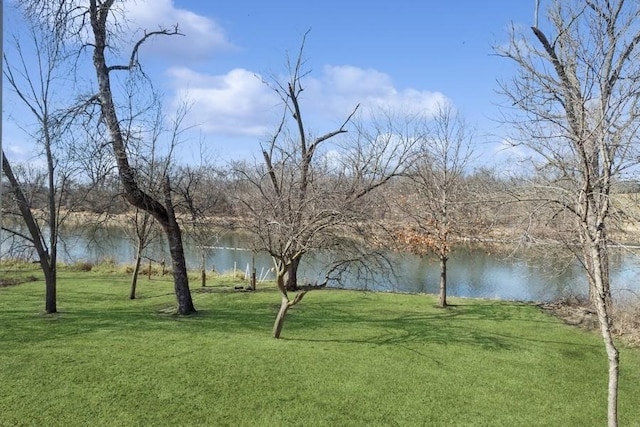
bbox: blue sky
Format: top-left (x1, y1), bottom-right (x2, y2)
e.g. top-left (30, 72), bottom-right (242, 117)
top-left (3, 0), bottom-right (536, 166)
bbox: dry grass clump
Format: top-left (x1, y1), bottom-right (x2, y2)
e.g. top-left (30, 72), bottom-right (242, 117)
top-left (542, 294), bottom-right (640, 347)
top-left (613, 297), bottom-right (640, 347)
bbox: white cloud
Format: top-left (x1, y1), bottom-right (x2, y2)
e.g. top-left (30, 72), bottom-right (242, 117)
top-left (167, 64), bottom-right (450, 140)
top-left (321, 65), bottom-right (396, 98)
top-left (122, 0), bottom-right (235, 61)
top-left (7, 143), bottom-right (32, 159)
top-left (167, 66), bottom-right (280, 136)
top-left (307, 65), bottom-right (449, 119)
top-left (2, 139), bottom-right (45, 168)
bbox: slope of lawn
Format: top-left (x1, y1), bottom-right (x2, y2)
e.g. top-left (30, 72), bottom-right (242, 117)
top-left (1, 267), bottom-right (639, 426)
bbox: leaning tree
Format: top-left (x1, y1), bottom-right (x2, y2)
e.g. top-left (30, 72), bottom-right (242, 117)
top-left (496, 1), bottom-right (640, 424)
top-left (2, 11), bottom-right (86, 313)
top-left (18, 0), bottom-right (196, 314)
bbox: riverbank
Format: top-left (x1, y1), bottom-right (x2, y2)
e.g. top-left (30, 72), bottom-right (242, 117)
top-left (541, 296), bottom-right (640, 347)
top-left (3, 258), bottom-right (639, 347)
top-left (29, 207), bottom-right (640, 246)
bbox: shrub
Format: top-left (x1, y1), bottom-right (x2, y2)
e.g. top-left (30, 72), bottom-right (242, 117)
top-left (70, 261), bottom-right (94, 272)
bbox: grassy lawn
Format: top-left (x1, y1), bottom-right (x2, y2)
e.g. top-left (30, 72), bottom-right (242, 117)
top-left (1, 267), bottom-right (639, 426)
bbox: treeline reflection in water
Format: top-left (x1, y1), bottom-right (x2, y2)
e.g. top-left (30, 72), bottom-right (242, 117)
top-left (13, 225), bottom-right (640, 303)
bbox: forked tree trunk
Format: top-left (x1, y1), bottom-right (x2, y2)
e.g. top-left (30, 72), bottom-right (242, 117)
top-left (438, 256), bottom-right (448, 308)
top-left (272, 267), bottom-right (308, 338)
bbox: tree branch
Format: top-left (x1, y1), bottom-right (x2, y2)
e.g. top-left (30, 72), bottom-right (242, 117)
top-left (107, 26), bottom-right (184, 72)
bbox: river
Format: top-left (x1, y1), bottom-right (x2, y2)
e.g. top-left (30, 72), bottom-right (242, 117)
top-left (33, 226), bottom-right (640, 302)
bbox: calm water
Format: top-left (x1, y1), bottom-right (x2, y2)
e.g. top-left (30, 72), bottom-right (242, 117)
top-left (40, 226), bottom-right (640, 302)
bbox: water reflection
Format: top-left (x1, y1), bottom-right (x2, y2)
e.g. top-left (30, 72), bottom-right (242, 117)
top-left (35, 226), bottom-right (640, 302)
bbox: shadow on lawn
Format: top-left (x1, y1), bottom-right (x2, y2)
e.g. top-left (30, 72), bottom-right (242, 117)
top-left (282, 302), bottom-right (513, 352)
top-left (0, 292), bottom-right (276, 346)
top-left (0, 288), bottom-right (602, 357)
top-left (281, 299), bottom-right (602, 356)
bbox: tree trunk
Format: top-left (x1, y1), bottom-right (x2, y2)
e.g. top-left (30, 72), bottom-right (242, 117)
top-left (3, 153), bottom-right (57, 314)
top-left (286, 257), bottom-right (300, 291)
top-left (201, 252), bottom-right (206, 287)
top-left (583, 238), bottom-right (611, 308)
top-left (167, 228), bottom-right (195, 314)
top-left (44, 264), bottom-right (57, 314)
top-left (438, 255), bottom-right (448, 308)
top-left (130, 242), bottom-right (143, 299)
top-left (163, 177), bottom-right (196, 315)
top-left (597, 296), bottom-right (619, 427)
top-left (588, 241), bottom-right (619, 427)
top-left (271, 267), bottom-right (309, 338)
top-left (273, 294), bottom-right (290, 339)
top-left (273, 270), bottom-right (289, 338)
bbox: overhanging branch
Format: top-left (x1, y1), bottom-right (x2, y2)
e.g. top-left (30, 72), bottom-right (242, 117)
top-left (107, 26), bottom-right (184, 72)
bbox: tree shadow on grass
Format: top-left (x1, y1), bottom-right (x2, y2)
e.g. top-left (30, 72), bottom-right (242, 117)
top-left (283, 303), bottom-right (512, 352)
top-left (0, 292), bottom-right (279, 346)
top-left (0, 288), bottom-right (602, 359)
top-left (280, 299), bottom-right (602, 358)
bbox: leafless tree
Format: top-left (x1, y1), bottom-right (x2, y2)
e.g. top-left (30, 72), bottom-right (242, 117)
top-left (233, 33), bottom-right (416, 338)
top-left (175, 162), bottom-right (231, 288)
top-left (1, 13), bottom-right (82, 313)
top-left (117, 83), bottom-right (175, 300)
top-left (495, 1), bottom-right (640, 424)
top-left (17, 0), bottom-right (197, 314)
top-left (124, 207), bottom-right (160, 299)
top-left (397, 104), bottom-right (480, 308)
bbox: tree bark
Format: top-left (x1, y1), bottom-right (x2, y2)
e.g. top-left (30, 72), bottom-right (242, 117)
top-left (438, 255), bottom-right (448, 308)
top-left (286, 257), bottom-right (300, 291)
top-left (588, 237), bottom-right (619, 427)
top-left (130, 241), bottom-right (143, 299)
top-left (273, 270), bottom-right (289, 338)
top-left (162, 176), bottom-right (196, 314)
top-left (273, 294), bottom-right (290, 339)
top-left (44, 265), bottom-right (57, 314)
top-left (201, 252), bottom-right (206, 287)
top-left (271, 265), bottom-right (308, 339)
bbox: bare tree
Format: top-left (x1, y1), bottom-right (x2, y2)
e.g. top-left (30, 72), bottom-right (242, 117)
top-left (120, 112), bottom-right (162, 300)
top-left (91, 1), bottom-right (196, 314)
top-left (397, 104), bottom-right (479, 308)
top-left (495, 1), bottom-right (640, 424)
top-left (125, 208), bottom-right (159, 299)
top-left (17, 0), bottom-right (197, 314)
top-left (174, 162), bottom-right (231, 288)
top-left (118, 84), bottom-right (172, 300)
top-left (1, 13), bottom-right (79, 313)
top-left (233, 33), bottom-right (416, 338)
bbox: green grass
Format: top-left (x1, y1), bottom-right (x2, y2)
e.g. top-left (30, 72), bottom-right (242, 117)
top-left (1, 268), bottom-right (639, 426)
